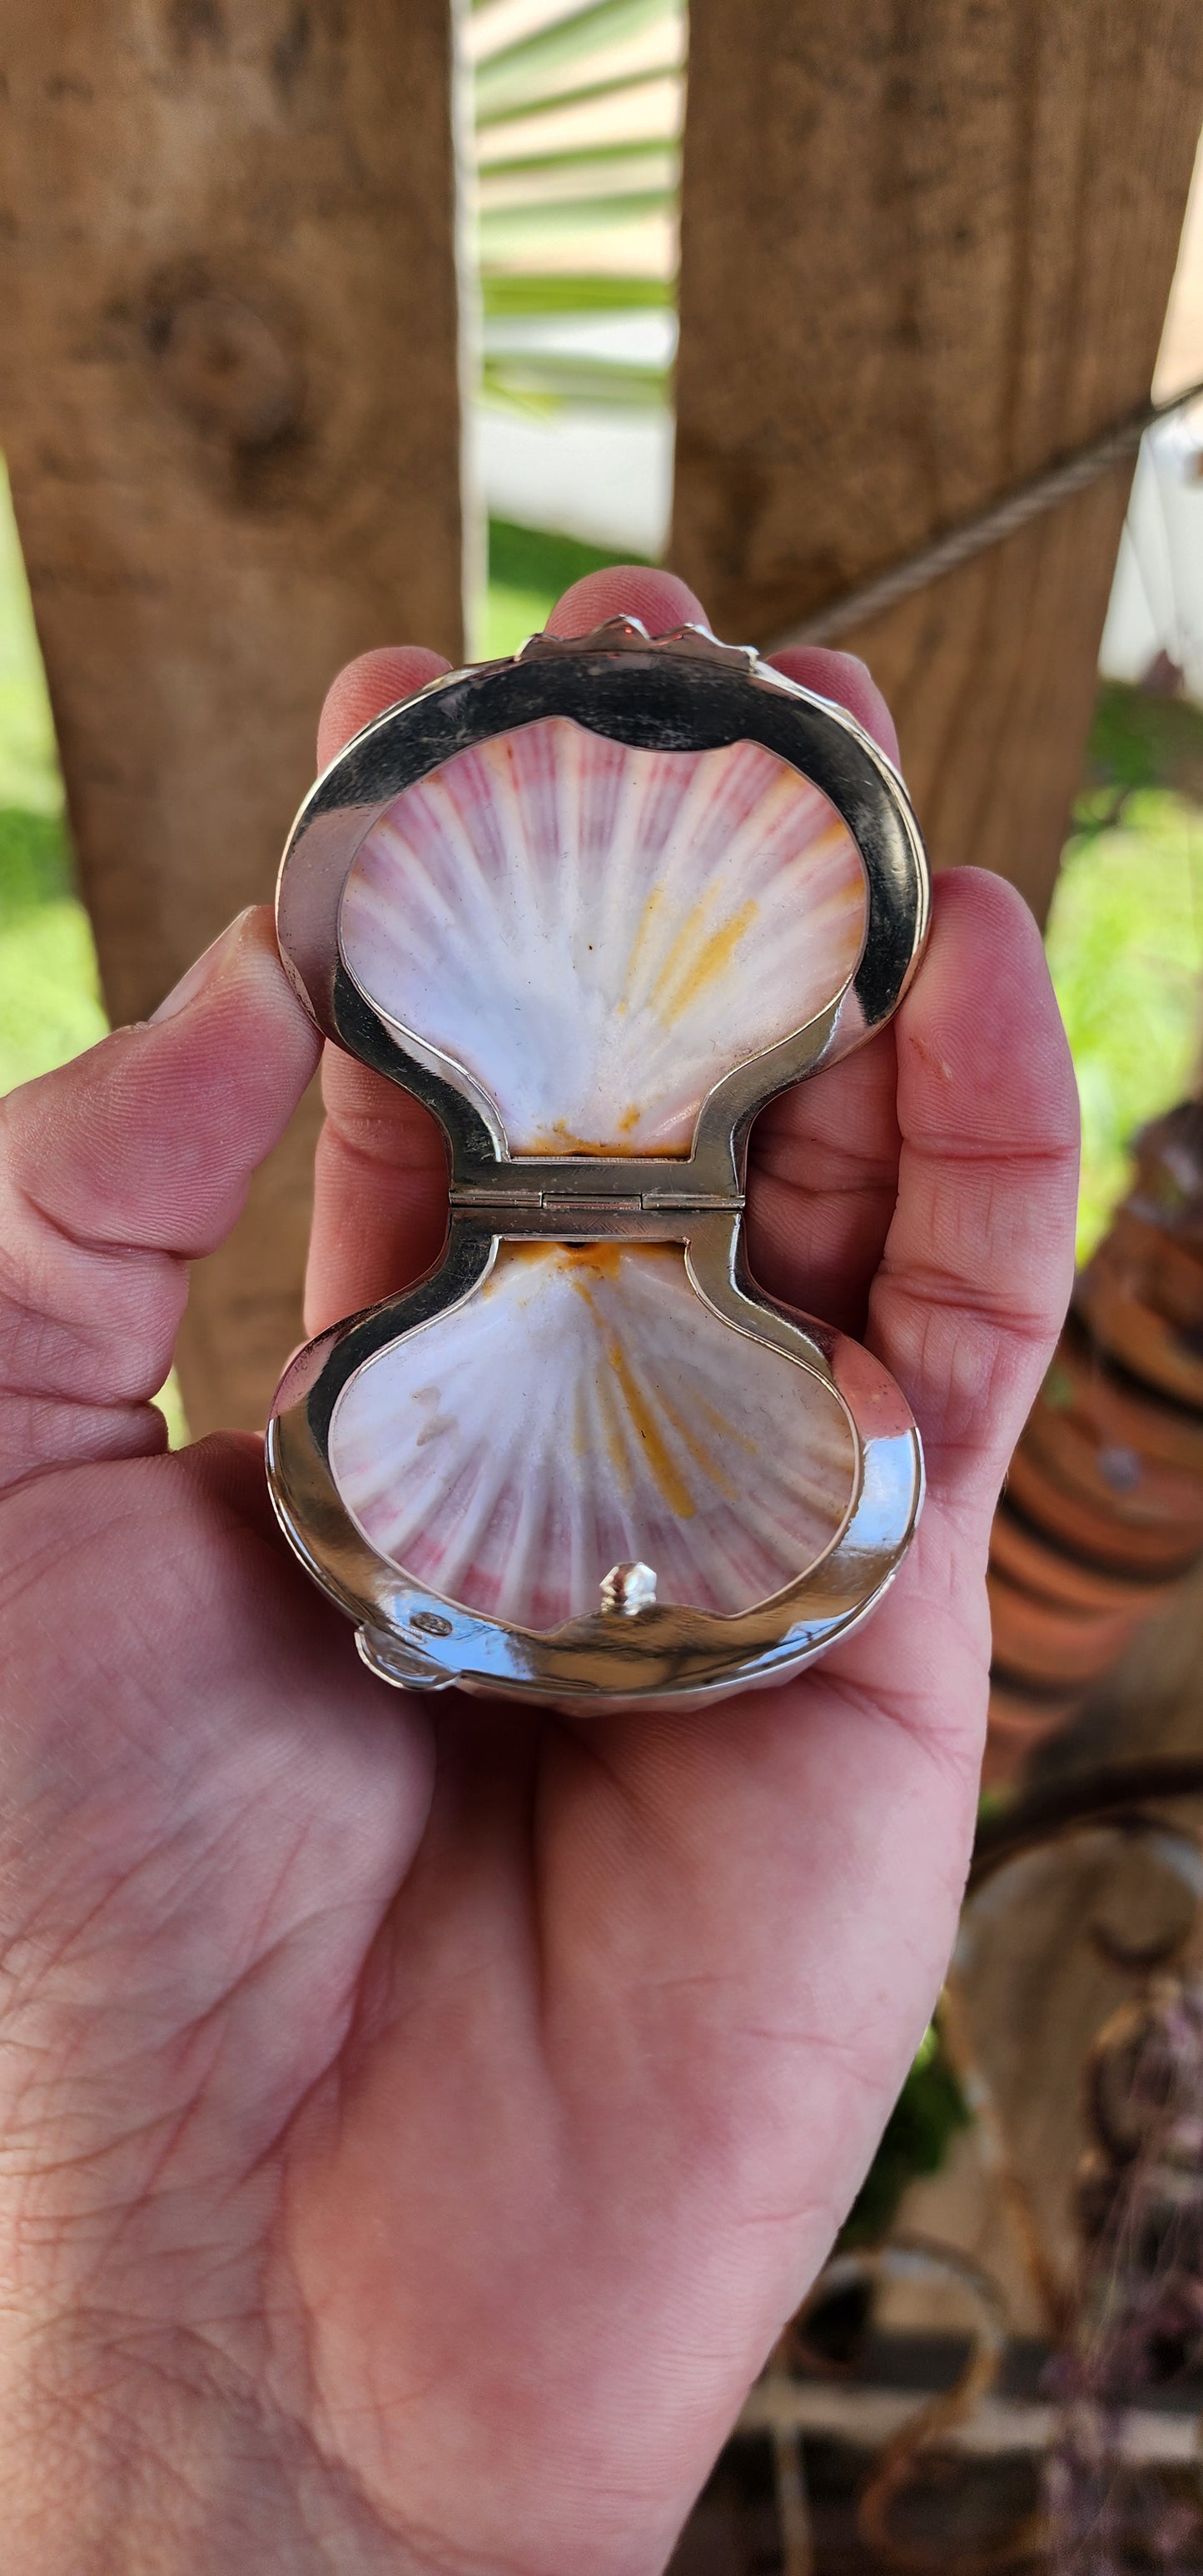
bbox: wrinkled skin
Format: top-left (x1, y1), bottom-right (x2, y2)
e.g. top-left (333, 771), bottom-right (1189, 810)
top-left (0, 569), bottom-right (1078, 2574)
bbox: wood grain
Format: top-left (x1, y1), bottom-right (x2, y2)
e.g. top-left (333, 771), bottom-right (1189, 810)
top-left (672, 1), bottom-right (1203, 919)
top-left (0, 0), bottom-right (465, 1430)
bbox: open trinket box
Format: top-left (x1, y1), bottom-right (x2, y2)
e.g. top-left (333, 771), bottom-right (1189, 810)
top-left (268, 618), bottom-right (930, 1713)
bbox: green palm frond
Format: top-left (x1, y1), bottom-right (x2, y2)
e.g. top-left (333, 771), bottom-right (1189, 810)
top-left (478, 138), bottom-right (675, 179)
top-left (469, 0), bottom-right (684, 417)
top-left (475, 63), bottom-right (677, 132)
top-left (481, 272), bottom-right (674, 315)
top-left (472, 0), bottom-right (678, 117)
top-left (482, 354), bottom-right (669, 407)
top-left (480, 190), bottom-right (674, 235)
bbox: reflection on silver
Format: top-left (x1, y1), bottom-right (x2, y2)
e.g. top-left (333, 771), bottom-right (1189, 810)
top-left (600, 1562), bottom-right (659, 1615)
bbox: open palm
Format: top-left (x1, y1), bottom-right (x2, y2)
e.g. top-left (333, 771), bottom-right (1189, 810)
top-left (0, 569), bottom-right (1078, 2575)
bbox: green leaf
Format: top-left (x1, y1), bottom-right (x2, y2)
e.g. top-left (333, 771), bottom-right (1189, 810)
top-left (479, 187), bottom-right (674, 231)
top-left (482, 353), bottom-right (669, 406)
top-left (479, 137), bottom-right (678, 181)
top-left (838, 2025), bottom-right (970, 2251)
top-left (1046, 767), bottom-right (1203, 1262)
top-left (474, 0), bottom-right (679, 113)
top-left (480, 271), bottom-right (674, 313)
top-left (476, 63), bottom-right (680, 131)
top-left (470, 2), bottom-right (681, 414)
top-left (490, 511), bottom-right (649, 588)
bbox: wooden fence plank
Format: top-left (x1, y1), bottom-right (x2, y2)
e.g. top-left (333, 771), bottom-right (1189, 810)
top-left (0, 0), bottom-right (465, 1431)
top-left (672, 1), bottom-right (1203, 921)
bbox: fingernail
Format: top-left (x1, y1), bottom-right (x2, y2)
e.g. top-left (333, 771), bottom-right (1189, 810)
top-left (150, 913), bottom-right (251, 1022)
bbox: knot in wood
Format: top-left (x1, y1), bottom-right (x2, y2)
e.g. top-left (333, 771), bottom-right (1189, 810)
top-left (148, 291), bottom-right (303, 450)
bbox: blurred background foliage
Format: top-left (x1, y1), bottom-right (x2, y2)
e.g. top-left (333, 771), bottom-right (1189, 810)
top-left (470, 0), bottom-right (683, 417)
top-left (840, 2022), bottom-right (971, 2251)
top-left (0, 460), bottom-right (106, 1094)
top-left (1047, 737), bottom-right (1203, 1261)
top-left (483, 512), bottom-right (639, 650)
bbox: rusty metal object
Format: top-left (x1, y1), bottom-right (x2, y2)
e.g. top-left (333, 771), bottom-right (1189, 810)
top-left (1046, 1972), bottom-right (1203, 2569)
top-left (670, 1770), bottom-right (1203, 2569)
top-left (986, 1104), bottom-right (1203, 1786)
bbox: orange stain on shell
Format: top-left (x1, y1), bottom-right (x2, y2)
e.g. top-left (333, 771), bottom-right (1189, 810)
top-left (604, 1335), bottom-right (695, 1519)
top-left (651, 893), bottom-right (759, 1027)
top-left (656, 1384), bottom-right (740, 1498)
top-left (478, 1245), bottom-right (710, 1519)
top-left (527, 1119), bottom-right (643, 1155)
top-left (563, 1242), bottom-right (624, 1281)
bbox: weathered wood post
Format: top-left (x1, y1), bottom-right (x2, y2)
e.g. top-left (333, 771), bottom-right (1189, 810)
top-left (0, 0), bottom-right (465, 1430)
top-left (673, 0), bottom-right (1203, 922)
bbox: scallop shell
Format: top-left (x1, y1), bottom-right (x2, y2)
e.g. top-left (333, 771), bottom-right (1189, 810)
top-left (340, 716), bottom-right (867, 1154)
top-left (327, 1243), bottom-right (858, 1632)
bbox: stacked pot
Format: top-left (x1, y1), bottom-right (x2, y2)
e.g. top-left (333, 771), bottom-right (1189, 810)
top-left (987, 1101), bottom-right (1203, 1785)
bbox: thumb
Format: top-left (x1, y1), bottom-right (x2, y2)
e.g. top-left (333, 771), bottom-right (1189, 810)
top-left (0, 907), bottom-right (320, 1486)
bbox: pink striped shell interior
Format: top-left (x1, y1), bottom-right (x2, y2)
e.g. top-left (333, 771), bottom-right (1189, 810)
top-left (339, 717), bottom-right (867, 1154)
top-left (328, 1243), bottom-right (858, 1631)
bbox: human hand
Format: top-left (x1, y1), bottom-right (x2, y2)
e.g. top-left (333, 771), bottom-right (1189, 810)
top-left (0, 568), bottom-right (1078, 2574)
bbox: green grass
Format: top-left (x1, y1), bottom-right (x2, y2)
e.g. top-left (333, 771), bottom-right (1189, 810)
top-left (0, 460), bottom-right (60, 823)
top-left (1046, 780), bottom-right (1203, 1261)
top-left (0, 808), bottom-right (107, 1089)
top-left (0, 460), bottom-right (107, 1092)
top-left (481, 514), bottom-right (644, 656)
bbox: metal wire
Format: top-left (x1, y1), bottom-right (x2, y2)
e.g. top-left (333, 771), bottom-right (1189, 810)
top-left (766, 376), bottom-right (1203, 654)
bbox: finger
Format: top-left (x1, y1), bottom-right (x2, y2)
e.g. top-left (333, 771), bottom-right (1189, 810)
top-left (743, 647), bottom-right (902, 1335)
top-left (306, 1052), bottom-right (449, 1336)
top-left (757, 869), bottom-right (1077, 1839)
top-left (871, 865), bottom-right (1079, 1518)
top-left (533, 869), bottom-right (1075, 2380)
top-left (766, 644), bottom-right (900, 766)
top-left (304, 645), bottom-right (459, 1330)
top-left (746, 1028), bottom-right (902, 1338)
top-left (0, 908), bottom-right (320, 1483)
top-left (316, 645), bottom-right (452, 773)
top-left (544, 565), bottom-right (708, 637)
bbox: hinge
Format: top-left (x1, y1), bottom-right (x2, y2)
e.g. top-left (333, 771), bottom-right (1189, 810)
top-left (449, 1151), bottom-right (744, 1231)
top-left (450, 1188), bottom-right (743, 1215)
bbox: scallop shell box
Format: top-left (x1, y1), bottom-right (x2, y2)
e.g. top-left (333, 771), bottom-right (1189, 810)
top-left (269, 626), bottom-right (928, 1708)
top-left (332, 719), bottom-right (866, 1628)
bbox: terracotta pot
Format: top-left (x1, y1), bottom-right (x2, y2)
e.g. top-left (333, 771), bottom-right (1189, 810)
top-left (1004, 1442), bottom-right (1202, 1579)
top-left (1076, 1251), bottom-right (1203, 1411)
top-left (989, 1496), bottom-right (1173, 1618)
top-left (1126, 1100), bottom-right (1203, 1248)
top-left (985, 1098), bottom-right (1203, 1788)
top-left (987, 1564), bottom-right (1143, 1688)
top-left (1036, 1319), bottom-right (1203, 1475)
top-left (1094, 1206), bottom-right (1203, 1331)
top-left (983, 1677), bottom-right (1083, 1788)
top-left (1022, 1398), bottom-right (1203, 1539)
